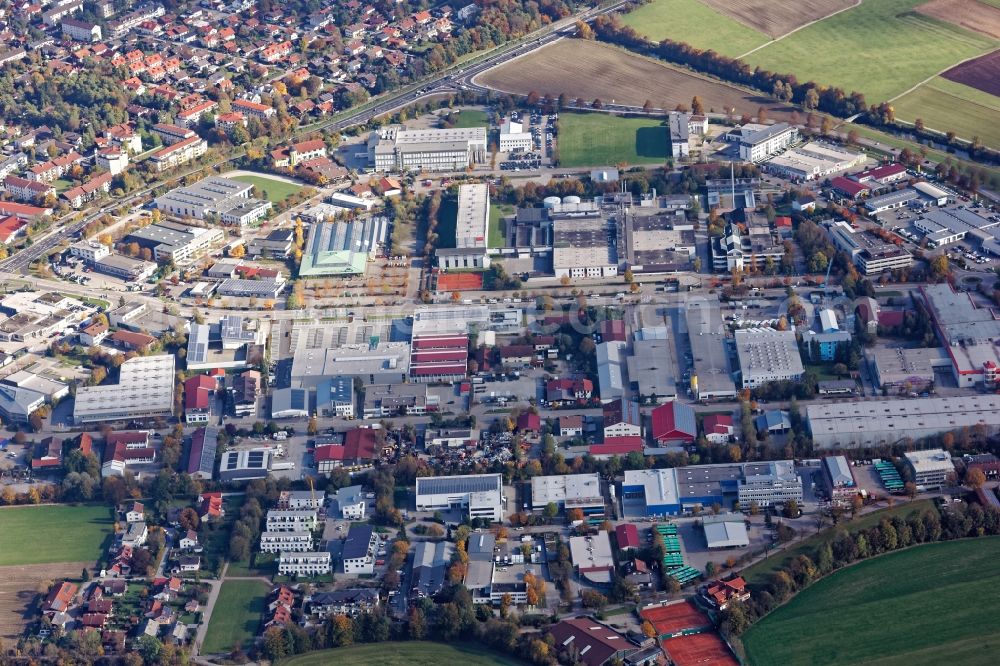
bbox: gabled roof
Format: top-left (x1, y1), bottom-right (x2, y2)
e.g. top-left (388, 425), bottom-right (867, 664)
top-left (651, 401), bottom-right (697, 443)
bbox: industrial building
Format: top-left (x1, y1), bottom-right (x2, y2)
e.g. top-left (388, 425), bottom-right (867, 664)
top-left (650, 401), bottom-right (697, 445)
top-left (711, 214), bottom-right (784, 273)
top-left (218, 448), bottom-right (271, 482)
top-left (290, 342), bottom-right (410, 389)
top-left (596, 341), bottom-right (626, 402)
top-left (299, 217), bottom-right (388, 276)
top-left (368, 125), bottom-right (487, 172)
top-left (762, 141), bottom-right (865, 181)
top-left (686, 300), bottom-right (737, 401)
top-left (807, 395), bottom-right (1000, 449)
top-left (820, 455), bottom-right (857, 506)
top-left (361, 383), bottom-right (431, 418)
top-left (530, 474), bottom-right (604, 515)
top-left (734, 328), bottom-right (804, 389)
top-left (125, 220), bottom-right (225, 263)
top-left (437, 183), bottom-right (491, 271)
top-left (869, 346), bottom-right (951, 393)
top-left (622, 461), bottom-right (802, 516)
top-left (411, 540), bottom-right (455, 599)
top-left (920, 283), bottom-right (1000, 387)
top-left (904, 449), bottom-right (955, 489)
top-left (667, 111), bottom-right (691, 158)
top-left (409, 334), bottom-right (468, 383)
top-left (153, 176), bottom-right (271, 226)
top-left (702, 513), bottom-right (750, 549)
top-left (552, 215), bottom-right (618, 279)
top-left (272, 388), bottom-right (309, 419)
top-left (627, 327), bottom-right (677, 402)
top-left (826, 220), bottom-right (912, 274)
top-left (624, 212), bottom-right (695, 272)
top-left (315, 376), bottom-right (354, 418)
top-left (569, 531), bottom-right (615, 584)
top-left (737, 123), bottom-right (798, 162)
top-left (73, 354), bottom-right (175, 424)
top-left (415, 473), bottom-right (503, 522)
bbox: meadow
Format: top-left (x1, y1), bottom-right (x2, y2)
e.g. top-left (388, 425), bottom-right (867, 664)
top-left (0, 504), bottom-right (112, 566)
top-left (893, 76), bottom-right (1000, 147)
top-left (557, 113), bottom-right (668, 167)
top-left (619, 0), bottom-right (769, 57)
top-left (201, 579), bottom-right (269, 654)
top-left (743, 537), bottom-right (1000, 666)
top-left (231, 174), bottom-right (303, 203)
top-left (280, 642), bottom-right (526, 665)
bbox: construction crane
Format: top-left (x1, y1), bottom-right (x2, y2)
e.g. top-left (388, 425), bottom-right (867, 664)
top-left (821, 256), bottom-right (834, 305)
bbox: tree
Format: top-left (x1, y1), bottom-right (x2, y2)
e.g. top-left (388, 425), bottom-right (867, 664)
top-left (135, 635), bottom-right (162, 663)
top-left (179, 507), bottom-right (200, 532)
top-left (757, 106), bottom-right (768, 124)
top-left (691, 96), bottom-right (704, 115)
top-left (230, 243), bottom-right (245, 258)
top-left (641, 620), bottom-right (657, 638)
top-left (966, 468), bottom-right (987, 490)
top-left (783, 499), bottom-right (799, 518)
top-left (592, 98), bottom-right (603, 109)
top-left (262, 626), bottom-right (289, 660)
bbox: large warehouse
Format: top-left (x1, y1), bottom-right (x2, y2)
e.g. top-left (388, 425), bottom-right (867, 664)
top-left (622, 461), bottom-right (801, 516)
top-left (921, 283), bottom-right (1000, 387)
top-left (154, 176), bottom-right (271, 225)
top-left (73, 354), bottom-right (175, 424)
top-left (299, 217), bottom-right (388, 277)
top-left (530, 473), bottom-right (604, 515)
top-left (368, 125), bottom-right (487, 172)
top-left (415, 473), bottom-right (504, 522)
top-left (807, 395), bottom-right (1000, 449)
top-left (686, 300), bottom-right (737, 401)
top-left (734, 328), bottom-right (804, 388)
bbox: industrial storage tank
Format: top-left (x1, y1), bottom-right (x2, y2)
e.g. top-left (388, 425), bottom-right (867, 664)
top-left (562, 195), bottom-right (581, 204)
top-left (543, 196), bottom-right (561, 208)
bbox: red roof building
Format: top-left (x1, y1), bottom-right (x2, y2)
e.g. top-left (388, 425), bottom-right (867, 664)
top-left (830, 176), bottom-right (870, 200)
top-left (183, 374), bottom-right (215, 423)
top-left (548, 618), bottom-right (632, 666)
top-left (615, 523), bottom-right (640, 551)
top-left (854, 162), bottom-right (908, 185)
top-left (44, 582), bottom-right (78, 614)
top-left (517, 411), bottom-right (541, 433)
top-left (702, 414), bottom-right (734, 444)
top-left (600, 319), bottom-right (627, 342)
top-left (703, 576), bottom-right (750, 610)
top-left (650, 401), bottom-right (697, 445)
top-left (199, 492), bottom-right (224, 521)
top-left (589, 436), bottom-right (644, 457)
top-left (409, 334), bottom-right (468, 382)
top-left (31, 436), bottom-right (62, 469)
top-left (314, 428), bottom-right (381, 472)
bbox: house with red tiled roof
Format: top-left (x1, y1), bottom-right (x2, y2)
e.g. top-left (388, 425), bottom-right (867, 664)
top-left (199, 492), bottom-right (224, 521)
top-left (184, 374), bottom-right (215, 424)
top-left (270, 138), bottom-right (326, 168)
top-left (0, 215), bottom-right (27, 244)
top-left (702, 576), bottom-right (750, 610)
top-left (44, 582), bottom-right (78, 614)
top-left (615, 523), bottom-right (640, 551)
top-left (31, 436), bottom-right (62, 469)
top-left (702, 414), bottom-right (735, 444)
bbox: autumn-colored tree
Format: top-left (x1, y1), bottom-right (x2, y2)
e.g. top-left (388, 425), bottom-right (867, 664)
top-left (966, 468), bottom-right (987, 490)
top-left (641, 620), bottom-right (657, 638)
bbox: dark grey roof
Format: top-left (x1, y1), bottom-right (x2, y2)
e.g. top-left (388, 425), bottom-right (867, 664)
top-left (342, 524), bottom-right (374, 560)
top-left (416, 474), bottom-right (501, 496)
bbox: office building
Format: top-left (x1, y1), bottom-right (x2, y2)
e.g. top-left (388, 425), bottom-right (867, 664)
top-left (807, 395), bottom-right (1000, 449)
top-left (362, 383), bottom-right (431, 418)
top-left (826, 220), bottom-right (913, 274)
top-left (904, 449), bottom-right (955, 489)
top-left (316, 376), bottom-right (354, 418)
top-left (498, 120), bottom-right (531, 152)
top-left (712, 214), bottom-right (784, 273)
top-left (734, 328), bottom-right (804, 388)
top-left (530, 474), bottom-right (604, 515)
top-left (299, 217), bottom-right (388, 276)
top-left (368, 125), bottom-right (487, 172)
top-left (125, 221), bottom-right (224, 263)
top-left (73, 355), bottom-right (174, 424)
top-left (415, 473), bottom-right (503, 522)
top-left (738, 123), bottom-right (798, 162)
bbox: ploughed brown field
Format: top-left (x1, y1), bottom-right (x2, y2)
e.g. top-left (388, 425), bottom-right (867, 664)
top-left (916, 0), bottom-right (1000, 40)
top-left (699, 0), bottom-right (858, 38)
top-left (0, 562), bottom-right (87, 639)
top-left (478, 40), bottom-right (798, 121)
top-left (942, 49), bottom-right (1000, 96)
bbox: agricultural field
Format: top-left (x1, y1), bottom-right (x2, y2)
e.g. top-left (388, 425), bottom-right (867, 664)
top-left (740, 500), bottom-right (934, 586)
top-left (742, 0), bottom-right (998, 103)
top-left (943, 49), bottom-right (1000, 96)
top-left (893, 76), bottom-right (1000, 147)
top-left (619, 0), bottom-right (768, 57)
top-left (231, 174), bottom-right (303, 203)
top-left (558, 113), bottom-right (667, 167)
top-left (201, 579), bottom-right (269, 655)
top-left (743, 537), bottom-right (1000, 666)
top-left (478, 40), bottom-right (798, 123)
top-left (699, 0), bottom-right (857, 39)
top-left (0, 562), bottom-right (83, 639)
top-left (916, 0), bottom-right (1000, 40)
top-left (281, 642), bottom-right (527, 666)
top-left (0, 504), bottom-right (112, 566)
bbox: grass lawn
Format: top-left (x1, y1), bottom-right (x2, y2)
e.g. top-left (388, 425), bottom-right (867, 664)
top-left (893, 76), bottom-right (1000, 148)
top-left (224, 551), bottom-right (276, 578)
top-left (743, 0), bottom-right (998, 103)
top-left (52, 178), bottom-right (74, 192)
top-left (0, 504), bottom-right (113, 566)
top-left (620, 0), bottom-right (769, 58)
top-left (436, 196), bottom-right (458, 248)
top-left (740, 500), bottom-right (934, 586)
top-left (557, 113), bottom-right (668, 168)
top-left (280, 642), bottom-right (527, 665)
top-left (451, 109), bottom-right (489, 129)
top-left (202, 579), bottom-right (269, 654)
top-left (743, 537), bottom-right (1000, 666)
top-left (231, 174), bottom-right (303, 203)
top-left (489, 203), bottom-right (513, 248)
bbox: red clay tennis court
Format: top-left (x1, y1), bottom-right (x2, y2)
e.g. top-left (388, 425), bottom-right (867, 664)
top-left (640, 601), bottom-right (711, 636)
top-left (662, 632), bottom-right (739, 666)
top-left (435, 272), bottom-right (483, 291)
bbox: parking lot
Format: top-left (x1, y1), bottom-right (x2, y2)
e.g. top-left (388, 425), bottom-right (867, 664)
top-left (497, 109), bottom-right (555, 171)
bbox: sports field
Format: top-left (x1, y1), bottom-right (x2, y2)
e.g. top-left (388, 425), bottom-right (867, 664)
top-left (280, 642), bottom-right (526, 665)
top-left (202, 579), bottom-right (269, 654)
top-left (740, 500), bottom-right (934, 585)
top-left (620, 0), bottom-right (769, 57)
top-left (893, 76), bottom-right (1000, 147)
top-left (742, 0), bottom-right (998, 102)
top-left (557, 113), bottom-right (668, 167)
top-left (0, 504), bottom-right (112, 566)
top-left (743, 537), bottom-right (1000, 666)
top-left (231, 174), bottom-right (303, 203)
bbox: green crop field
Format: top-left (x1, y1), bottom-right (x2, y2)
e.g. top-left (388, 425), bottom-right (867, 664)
top-left (280, 642), bottom-right (527, 665)
top-left (743, 0), bottom-right (998, 103)
top-left (0, 505), bottom-right (112, 566)
top-left (231, 174), bottom-right (303, 203)
top-left (740, 500), bottom-right (934, 586)
top-left (620, 0), bottom-right (769, 58)
top-left (893, 76), bottom-right (1000, 148)
top-left (202, 580), bottom-right (269, 654)
top-left (450, 109), bottom-right (489, 129)
top-left (557, 113), bottom-right (668, 167)
top-left (743, 537), bottom-right (1000, 666)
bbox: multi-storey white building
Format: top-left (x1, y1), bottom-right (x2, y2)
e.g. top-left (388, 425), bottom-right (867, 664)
top-left (342, 525), bottom-right (377, 575)
top-left (415, 474), bottom-right (503, 522)
top-left (738, 123), bottom-right (798, 162)
top-left (260, 531), bottom-right (313, 553)
top-left (368, 125), bottom-right (487, 172)
top-left (265, 509), bottom-right (318, 533)
top-left (149, 136), bottom-right (207, 172)
top-left (735, 328), bottom-right (805, 388)
top-left (278, 551), bottom-right (331, 576)
top-left (277, 490), bottom-right (326, 510)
